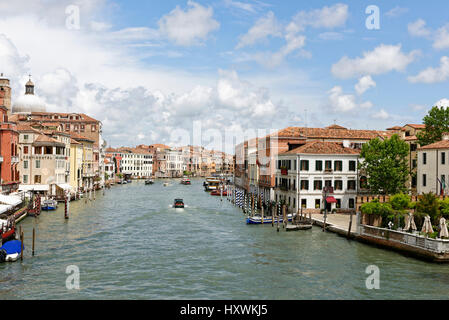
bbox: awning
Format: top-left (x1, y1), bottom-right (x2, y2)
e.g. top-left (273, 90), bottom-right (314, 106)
top-left (56, 184), bottom-right (73, 191)
top-left (326, 196), bottom-right (337, 204)
top-left (0, 204), bottom-right (13, 215)
top-left (0, 194), bottom-right (22, 206)
top-left (18, 184), bottom-right (49, 192)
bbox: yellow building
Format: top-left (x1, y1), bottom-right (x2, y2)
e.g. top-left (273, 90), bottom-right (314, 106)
top-left (69, 138), bottom-right (83, 192)
top-left (70, 133), bottom-right (95, 191)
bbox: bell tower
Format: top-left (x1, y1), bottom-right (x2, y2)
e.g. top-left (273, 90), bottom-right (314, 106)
top-left (0, 73), bottom-right (12, 117)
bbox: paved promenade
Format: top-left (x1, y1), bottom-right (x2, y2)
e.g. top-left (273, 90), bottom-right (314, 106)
top-left (310, 213), bottom-right (358, 235)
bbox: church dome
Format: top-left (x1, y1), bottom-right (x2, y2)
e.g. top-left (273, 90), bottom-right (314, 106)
top-left (12, 76), bottom-right (46, 114)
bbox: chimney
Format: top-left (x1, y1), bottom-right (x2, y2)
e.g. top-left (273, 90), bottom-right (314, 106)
top-left (443, 133), bottom-right (449, 141)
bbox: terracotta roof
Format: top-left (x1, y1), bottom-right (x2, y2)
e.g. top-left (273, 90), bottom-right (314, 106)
top-left (281, 141), bottom-right (360, 155)
top-left (70, 132), bottom-right (94, 143)
top-left (16, 124), bottom-right (41, 133)
top-left (70, 138), bottom-right (81, 145)
top-left (404, 135), bottom-right (418, 141)
top-left (405, 124), bottom-right (426, 129)
top-left (387, 126), bottom-right (402, 130)
top-left (325, 124), bottom-right (347, 130)
top-left (419, 140), bottom-right (449, 150)
top-left (33, 134), bottom-right (65, 147)
top-left (149, 144), bottom-right (171, 150)
top-left (271, 126), bottom-right (392, 140)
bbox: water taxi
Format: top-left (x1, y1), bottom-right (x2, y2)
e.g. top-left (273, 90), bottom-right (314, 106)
top-left (180, 178), bottom-right (191, 185)
top-left (173, 199), bottom-right (184, 208)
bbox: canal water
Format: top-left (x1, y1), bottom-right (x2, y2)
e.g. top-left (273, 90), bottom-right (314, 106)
top-left (1, 178), bottom-right (449, 299)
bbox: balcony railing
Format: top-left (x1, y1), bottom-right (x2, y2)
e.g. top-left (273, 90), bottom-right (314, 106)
top-left (11, 156), bottom-right (19, 163)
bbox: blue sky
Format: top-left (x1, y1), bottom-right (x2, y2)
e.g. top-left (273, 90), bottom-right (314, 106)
top-left (0, 0), bottom-right (448, 150)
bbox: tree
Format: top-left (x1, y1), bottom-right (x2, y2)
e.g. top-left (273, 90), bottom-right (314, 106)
top-left (359, 134), bottom-right (410, 195)
top-left (417, 106), bottom-right (449, 146)
top-left (416, 192), bottom-right (440, 226)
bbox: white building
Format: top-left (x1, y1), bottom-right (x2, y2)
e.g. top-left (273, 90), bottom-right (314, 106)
top-left (417, 135), bottom-right (449, 195)
top-left (167, 148), bottom-right (185, 177)
top-left (274, 141), bottom-right (360, 213)
top-left (119, 148), bottom-right (153, 178)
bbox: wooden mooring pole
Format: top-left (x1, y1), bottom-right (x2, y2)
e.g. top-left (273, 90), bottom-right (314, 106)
top-left (347, 212), bottom-right (353, 239)
top-left (32, 228), bottom-right (35, 256)
top-left (20, 231), bottom-right (24, 261)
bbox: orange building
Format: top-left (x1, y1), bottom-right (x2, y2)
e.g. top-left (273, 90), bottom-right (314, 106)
top-left (0, 82), bottom-right (20, 193)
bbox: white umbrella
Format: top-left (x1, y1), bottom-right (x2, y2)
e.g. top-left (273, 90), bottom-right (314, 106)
top-left (440, 217), bottom-right (449, 238)
top-left (404, 214), bottom-right (411, 231)
top-left (410, 213), bottom-right (417, 231)
top-left (421, 215), bottom-right (434, 234)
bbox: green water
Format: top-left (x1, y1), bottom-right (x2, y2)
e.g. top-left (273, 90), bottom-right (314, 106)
top-left (1, 178), bottom-right (448, 299)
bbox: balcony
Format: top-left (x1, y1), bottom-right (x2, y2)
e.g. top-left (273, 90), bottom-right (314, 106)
top-left (324, 168), bottom-right (333, 174)
top-left (11, 156), bottom-right (19, 163)
top-left (281, 168), bottom-right (288, 175)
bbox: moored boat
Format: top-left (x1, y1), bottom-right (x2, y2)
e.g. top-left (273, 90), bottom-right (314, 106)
top-left (210, 189), bottom-right (228, 196)
top-left (246, 214), bottom-right (295, 225)
top-left (145, 179), bottom-right (154, 185)
top-left (204, 177), bottom-right (220, 191)
top-left (0, 240), bottom-right (23, 263)
top-left (42, 199), bottom-right (58, 211)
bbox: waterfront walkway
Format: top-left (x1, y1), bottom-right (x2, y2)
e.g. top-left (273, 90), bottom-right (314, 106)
top-left (310, 213), bottom-right (357, 236)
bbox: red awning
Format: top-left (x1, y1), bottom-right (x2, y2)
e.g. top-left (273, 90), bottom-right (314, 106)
top-left (326, 196), bottom-right (337, 204)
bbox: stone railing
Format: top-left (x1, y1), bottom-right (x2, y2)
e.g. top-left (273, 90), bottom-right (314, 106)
top-left (360, 224), bottom-right (449, 254)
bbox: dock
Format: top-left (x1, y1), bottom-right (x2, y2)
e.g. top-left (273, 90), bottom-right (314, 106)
top-left (310, 213), bottom-right (357, 237)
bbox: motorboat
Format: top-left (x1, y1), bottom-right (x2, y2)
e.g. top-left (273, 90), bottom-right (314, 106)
top-left (173, 199), bottom-right (184, 208)
top-left (180, 178), bottom-right (191, 185)
top-left (0, 240), bottom-right (23, 263)
top-left (42, 199), bottom-right (58, 211)
top-left (145, 179), bottom-right (154, 185)
top-left (0, 219), bottom-right (15, 243)
top-left (210, 189), bottom-right (228, 196)
top-left (246, 214), bottom-right (295, 225)
top-left (163, 182), bottom-right (169, 187)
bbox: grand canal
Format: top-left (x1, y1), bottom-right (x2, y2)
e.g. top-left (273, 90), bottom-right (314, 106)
top-left (1, 179), bottom-right (449, 299)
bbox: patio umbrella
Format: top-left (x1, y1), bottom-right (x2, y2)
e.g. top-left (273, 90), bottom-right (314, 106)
top-left (439, 217), bottom-right (449, 238)
top-left (404, 214), bottom-right (410, 231)
top-left (410, 213), bottom-right (417, 231)
top-left (421, 215), bottom-right (434, 234)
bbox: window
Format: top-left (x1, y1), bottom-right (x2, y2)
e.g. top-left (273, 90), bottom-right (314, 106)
top-left (24, 146), bottom-right (29, 154)
top-left (24, 160), bottom-right (28, 169)
top-left (325, 160), bottom-right (332, 171)
top-left (301, 199), bottom-right (307, 208)
top-left (24, 134), bottom-right (29, 140)
top-left (300, 160), bottom-right (309, 171)
top-left (36, 160), bottom-right (41, 168)
top-left (300, 180), bottom-right (309, 190)
top-left (336, 199), bottom-right (341, 209)
top-left (410, 144), bottom-right (417, 151)
top-left (349, 198), bottom-right (355, 209)
top-left (80, 124), bottom-right (85, 132)
top-left (347, 180), bottom-right (356, 190)
top-left (314, 180), bottom-right (323, 190)
top-left (23, 175), bottom-right (28, 184)
top-left (334, 180), bottom-right (343, 190)
top-left (412, 159), bottom-right (417, 169)
top-left (442, 152), bottom-right (446, 165)
top-left (34, 175), bottom-right (41, 184)
top-left (334, 160), bottom-right (342, 172)
top-left (65, 124), bottom-right (70, 131)
top-left (325, 180), bottom-right (332, 188)
top-left (35, 146), bottom-right (42, 154)
top-left (349, 160), bottom-right (356, 172)
top-left (315, 199), bottom-right (321, 209)
top-left (423, 174), bottom-right (427, 187)
top-left (423, 153), bottom-right (427, 165)
top-left (92, 125), bottom-right (97, 132)
top-left (315, 160), bottom-right (323, 171)
top-left (442, 175), bottom-right (446, 188)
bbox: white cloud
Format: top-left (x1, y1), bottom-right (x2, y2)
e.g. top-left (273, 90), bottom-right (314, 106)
top-left (385, 6), bottom-right (409, 18)
top-left (371, 109), bottom-right (390, 120)
top-left (435, 99), bottom-right (449, 108)
top-left (224, 0), bottom-right (256, 13)
top-left (408, 56), bottom-right (449, 83)
top-left (328, 86), bottom-right (372, 113)
top-left (236, 11), bottom-right (281, 48)
top-left (408, 19), bottom-right (431, 37)
top-left (434, 24), bottom-right (449, 50)
top-left (286, 3), bottom-right (349, 33)
top-left (408, 19), bottom-right (449, 50)
top-left (355, 75), bottom-right (376, 95)
top-left (158, 0), bottom-right (220, 46)
top-left (332, 44), bottom-right (419, 79)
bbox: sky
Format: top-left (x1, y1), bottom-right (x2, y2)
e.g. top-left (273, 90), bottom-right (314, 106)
top-left (0, 0), bottom-right (449, 153)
